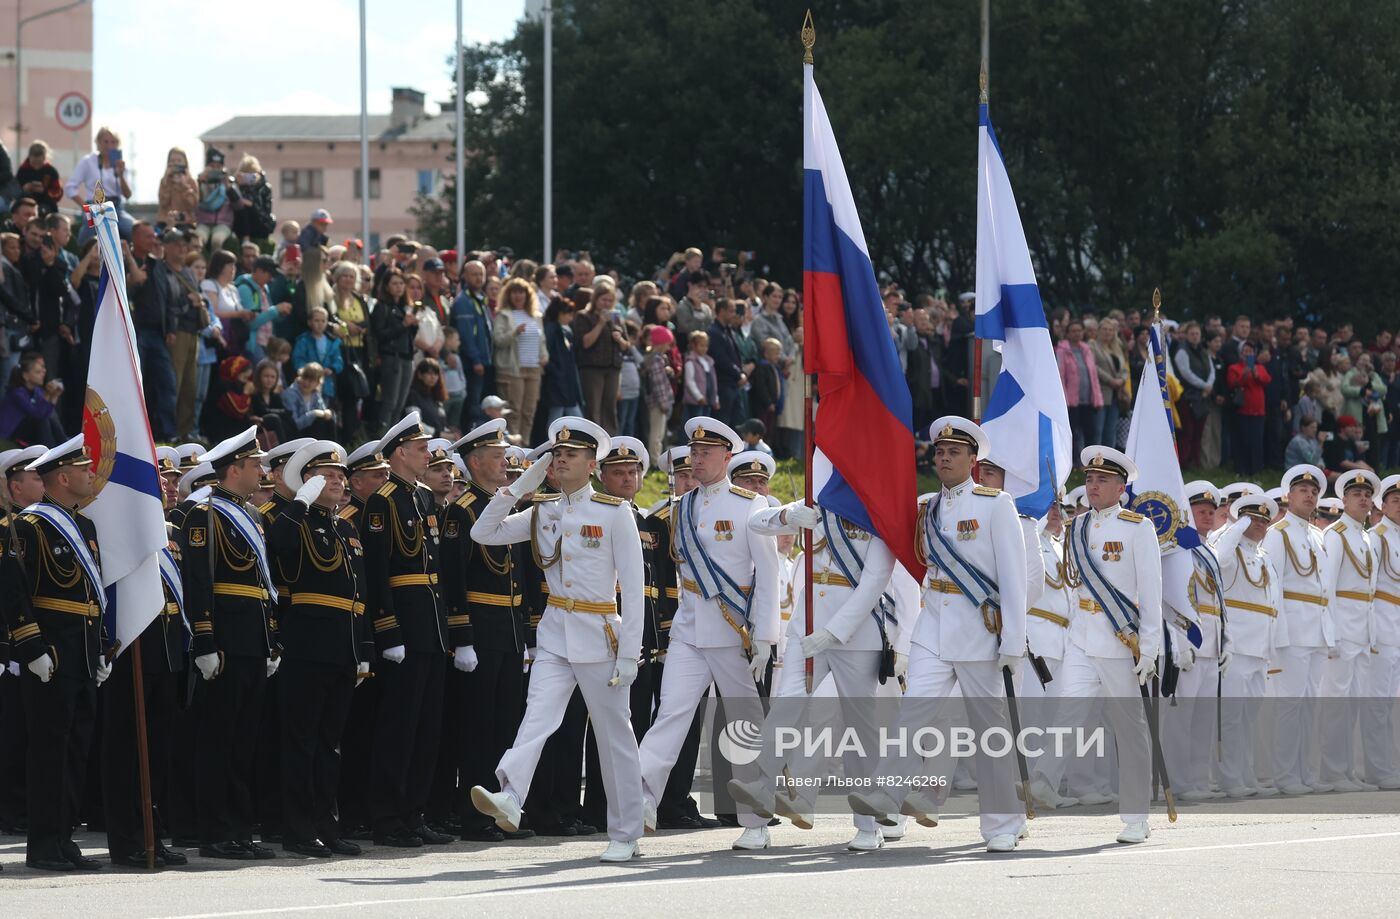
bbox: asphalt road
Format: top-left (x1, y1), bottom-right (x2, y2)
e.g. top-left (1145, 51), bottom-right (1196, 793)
top-left (4, 803), bottom-right (1400, 917)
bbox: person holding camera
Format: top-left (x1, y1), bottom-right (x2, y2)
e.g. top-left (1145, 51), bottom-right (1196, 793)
top-left (194, 147), bottom-right (239, 254)
top-left (65, 126), bottom-right (133, 242)
top-left (15, 142), bottom-right (62, 217)
top-left (157, 147), bottom-right (199, 230)
top-left (573, 276), bottom-right (625, 434)
top-left (1227, 340), bottom-right (1272, 476)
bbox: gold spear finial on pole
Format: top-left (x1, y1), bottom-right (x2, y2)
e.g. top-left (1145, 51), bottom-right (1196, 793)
top-left (801, 9), bottom-right (815, 64)
top-left (1152, 287), bottom-right (1162, 323)
top-left (93, 182), bottom-right (107, 205)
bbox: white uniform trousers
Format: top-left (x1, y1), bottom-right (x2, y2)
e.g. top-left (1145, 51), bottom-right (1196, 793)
top-left (1218, 654), bottom-right (1268, 791)
top-left (1363, 644), bottom-right (1400, 784)
top-left (496, 650), bottom-right (643, 842)
top-left (881, 646), bottom-right (1023, 841)
top-left (1320, 643), bottom-right (1370, 783)
top-left (1016, 656), bottom-right (1058, 781)
top-left (638, 640), bottom-right (767, 828)
top-left (1271, 645), bottom-right (1327, 788)
top-left (1031, 643), bottom-right (1151, 823)
top-left (1162, 657), bottom-right (1219, 793)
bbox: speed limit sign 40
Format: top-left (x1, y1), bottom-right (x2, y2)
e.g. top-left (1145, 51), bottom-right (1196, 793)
top-left (55, 92), bottom-right (92, 132)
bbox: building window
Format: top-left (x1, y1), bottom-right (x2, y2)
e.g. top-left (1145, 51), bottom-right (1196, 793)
top-left (417, 169), bottom-right (436, 196)
top-left (353, 168), bottom-right (382, 200)
top-left (280, 168), bottom-right (323, 200)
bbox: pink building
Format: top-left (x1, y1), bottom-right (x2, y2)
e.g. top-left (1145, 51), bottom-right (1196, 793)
top-left (200, 88), bottom-right (453, 250)
top-left (0, 0), bottom-right (95, 179)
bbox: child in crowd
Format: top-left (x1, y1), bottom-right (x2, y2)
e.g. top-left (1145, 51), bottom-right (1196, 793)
top-left (616, 319), bottom-right (644, 437)
top-left (292, 306), bottom-right (344, 401)
top-left (683, 329), bottom-right (719, 421)
top-left (440, 326), bottom-right (468, 428)
top-left (737, 418), bottom-right (774, 456)
top-left (273, 220), bottom-right (301, 261)
top-left (642, 325), bottom-right (676, 459)
top-left (281, 362), bottom-right (337, 437)
top-left (250, 357), bottom-right (288, 445)
top-left (264, 336), bottom-right (292, 383)
top-left (1285, 417), bottom-right (1325, 468)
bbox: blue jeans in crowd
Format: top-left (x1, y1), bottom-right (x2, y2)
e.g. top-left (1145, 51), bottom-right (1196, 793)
top-left (1095, 398), bottom-right (1121, 449)
top-left (617, 397), bottom-right (639, 437)
top-left (137, 328), bottom-right (177, 440)
top-left (459, 363), bottom-right (495, 431)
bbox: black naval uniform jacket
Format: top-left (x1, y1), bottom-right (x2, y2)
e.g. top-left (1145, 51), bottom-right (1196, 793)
top-left (0, 499), bottom-right (104, 678)
top-left (643, 501), bottom-right (678, 656)
top-left (258, 491), bottom-right (295, 643)
top-left (361, 473), bottom-right (445, 655)
top-left (440, 481), bottom-right (526, 654)
top-left (269, 500), bottom-right (373, 667)
top-left (181, 485), bottom-right (274, 661)
top-left (138, 521), bottom-right (188, 675)
top-left (338, 492), bottom-right (367, 535)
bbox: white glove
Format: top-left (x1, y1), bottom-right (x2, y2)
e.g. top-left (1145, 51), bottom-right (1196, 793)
top-left (1134, 655), bottom-right (1157, 686)
top-left (893, 652), bottom-right (909, 680)
top-left (997, 653), bottom-right (1022, 675)
top-left (1218, 648), bottom-right (1232, 676)
top-left (195, 652), bottom-right (220, 681)
top-left (453, 645), bottom-right (479, 673)
top-left (510, 453), bottom-right (551, 496)
top-left (382, 644), bottom-right (406, 664)
top-left (266, 656), bottom-right (281, 678)
top-left (5, 661), bottom-right (19, 678)
top-left (95, 655), bottom-right (112, 686)
top-left (783, 502), bottom-right (821, 530)
top-left (295, 474), bottom-right (326, 506)
top-left (1173, 645), bottom-right (1196, 672)
top-left (799, 628), bottom-right (838, 658)
top-left (748, 640), bottom-right (773, 682)
top-left (523, 646), bottom-right (535, 673)
top-left (356, 661), bottom-right (370, 687)
top-left (27, 653), bottom-right (54, 683)
top-left (610, 656), bottom-right (639, 688)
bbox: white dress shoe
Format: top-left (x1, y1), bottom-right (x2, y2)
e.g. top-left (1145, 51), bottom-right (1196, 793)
top-left (1028, 778), bottom-right (1078, 810)
top-left (847, 828), bottom-right (884, 851)
top-left (900, 791), bottom-right (939, 828)
top-left (1179, 789), bottom-right (1214, 802)
top-left (1251, 785), bottom-right (1280, 798)
top-left (1116, 820), bottom-right (1151, 844)
top-left (1330, 779), bottom-right (1364, 793)
top-left (880, 816), bottom-right (907, 841)
top-left (1279, 783), bottom-right (1313, 795)
top-left (1074, 791), bottom-right (1114, 806)
top-left (774, 793), bottom-right (814, 830)
top-left (953, 777), bottom-right (979, 791)
top-left (599, 840), bottom-right (640, 863)
top-left (847, 791), bottom-right (900, 827)
top-left (1354, 780), bottom-right (1378, 792)
top-left (1377, 778), bottom-right (1400, 790)
top-left (727, 778), bottom-right (776, 819)
top-left (1308, 782), bottom-right (1335, 793)
top-left (643, 796), bottom-right (658, 833)
top-left (470, 786), bottom-right (522, 833)
top-left (1224, 786), bottom-right (1257, 798)
top-left (732, 826), bottom-right (771, 850)
top-left (985, 833), bottom-right (1018, 853)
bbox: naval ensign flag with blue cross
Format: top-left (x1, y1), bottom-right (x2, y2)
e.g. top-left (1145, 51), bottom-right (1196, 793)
top-left (83, 198), bottom-right (169, 656)
top-left (974, 103), bottom-right (1070, 518)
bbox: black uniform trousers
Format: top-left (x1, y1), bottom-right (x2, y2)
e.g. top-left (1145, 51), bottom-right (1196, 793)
top-left (427, 669), bottom-right (463, 826)
top-left (22, 670), bottom-right (96, 862)
top-left (338, 675), bottom-right (380, 835)
top-left (102, 654), bottom-right (178, 858)
top-left (523, 683), bottom-right (587, 831)
top-left (582, 658), bottom-right (658, 828)
top-left (256, 671), bottom-right (283, 838)
top-left (194, 655), bottom-right (267, 844)
top-left (459, 648), bottom-right (524, 829)
top-left (369, 650), bottom-right (445, 835)
top-left (0, 673), bottom-right (28, 830)
top-left (166, 674), bottom-right (199, 841)
top-left (280, 659), bottom-right (356, 845)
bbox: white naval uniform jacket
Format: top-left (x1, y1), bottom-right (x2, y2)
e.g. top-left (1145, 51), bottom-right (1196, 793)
top-left (1262, 512), bottom-right (1334, 650)
top-left (750, 507), bottom-right (897, 652)
top-left (471, 481), bottom-right (643, 664)
top-left (1027, 530), bottom-right (1071, 661)
top-left (1322, 515), bottom-right (1377, 651)
top-left (669, 479), bottom-right (779, 649)
top-left (1213, 518), bottom-right (1283, 660)
top-left (1064, 503), bottom-right (1163, 661)
top-left (1185, 543), bottom-right (1222, 659)
top-left (1369, 518), bottom-right (1400, 648)
top-left (914, 478), bottom-right (1027, 662)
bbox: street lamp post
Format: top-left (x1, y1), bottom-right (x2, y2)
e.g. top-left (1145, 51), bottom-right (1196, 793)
top-left (13, 0), bottom-right (91, 150)
top-left (455, 0), bottom-right (465, 277)
top-left (358, 0), bottom-right (370, 249)
top-left (542, 1), bottom-right (552, 261)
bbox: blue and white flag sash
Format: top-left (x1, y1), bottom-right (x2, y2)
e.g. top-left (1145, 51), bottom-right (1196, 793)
top-left (23, 502), bottom-right (106, 613)
top-left (209, 495), bottom-right (277, 603)
top-left (158, 544), bottom-right (192, 649)
top-left (1069, 515), bottom-right (1139, 639)
top-left (920, 497), bottom-right (1000, 613)
top-left (674, 490), bottom-right (752, 625)
top-left (821, 511), bottom-right (897, 631)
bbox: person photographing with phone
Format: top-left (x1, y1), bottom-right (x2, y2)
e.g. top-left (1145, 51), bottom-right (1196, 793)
top-left (65, 127), bottom-right (134, 242)
top-left (1226, 340), bottom-right (1272, 476)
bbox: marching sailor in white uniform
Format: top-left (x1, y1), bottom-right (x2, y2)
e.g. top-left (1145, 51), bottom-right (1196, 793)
top-left (1364, 475), bottom-right (1400, 789)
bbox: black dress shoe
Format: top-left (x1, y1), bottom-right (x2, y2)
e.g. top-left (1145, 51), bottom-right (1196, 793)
top-left (373, 832), bottom-right (423, 848)
top-left (283, 839), bottom-right (332, 858)
top-left (411, 824), bottom-right (454, 845)
top-left (241, 841), bottom-right (276, 859)
top-left (260, 832), bottom-right (283, 844)
top-left (696, 815), bottom-right (723, 828)
top-left (27, 857), bottom-right (77, 871)
top-left (112, 851), bottom-right (161, 869)
top-left (657, 814), bottom-right (702, 830)
top-left (502, 828), bottom-right (536, 840)
top-left (571, 819), bottom-right (599, 836)
top-left (61, 843), bottom-right (103, 871)
top-left (346, 826), bottom-right (375, 841)
top-left (325, 838), bottom-right (362, 856)
top-left (716, 813), bottom-right (741, 828)
top-left (171, 835), bottom-right (201, 848)
top-left (200, 841), bottom-right (254, 860)
top-left (156, 845), bottom-right (188, 866)
top-left (461, 825), bottom-right (505, 843)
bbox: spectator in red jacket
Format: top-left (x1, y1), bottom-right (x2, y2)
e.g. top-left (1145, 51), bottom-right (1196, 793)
top-left (1227, 340), bottom-right (1272, 475)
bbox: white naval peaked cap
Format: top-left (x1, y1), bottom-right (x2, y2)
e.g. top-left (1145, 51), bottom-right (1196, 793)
top-left (1376, 474), bottom-right (1400, 508)
top-left (726, 450), bottom-right (774, 481)
top-left (378, 411), bottom-right (431, 457)
top-left (930, 415), bottom-right (989, 461)
top-left (504, 446), bottom-right (529, 471)
top-left (202, 426), bottom-right (265, 470)
top-left (0, 444), bottom-right (46, 477)
top-left (684, 416), bottom-right (742, 453)
top-left (1184, 480), bottom-right (1220, 506)
top-left (1220, 481), bottom-right (1263, 504)
top-left (657, 445), bottom-right (691, 475)
top-left (1282, 464), bottom-right (1325, 493)
top-left (178, 461), bottom-right (215, 499)
top-left (284, 440), bottom-right (347, 491)
top-left (1066, 485), bottom-right (1087, 508)
top-left (1232, 493), bottom-right (1278, 522)
top-left (1079, 445), bottom-right (1137, 483)
top-left (1334, 468), bottom-right (1381, 497)
top-left (26, 433), bottom-right (90, 475)
top-left (450, 418), bottom-right (509, 454)
top-left (155, 445), bottom-right (181, 475)
top-left (601, 436), bottom-right (650, 474)
top-left (346, 440), bottom-right (390, 472)
top-left (263, 437), bottom-right (315, 470)
top-left (549, 416), bottom-right (610, 460)
top-left (176, 442), bottom-right (204, 470)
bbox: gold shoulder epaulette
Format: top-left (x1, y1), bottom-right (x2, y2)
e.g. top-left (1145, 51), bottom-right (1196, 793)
top-left (655, 504), bottom-right (672, 521)
top-left (377, 482), bottom-right (397, 497)
top-left (973, 485), bottom-right (1002, 497)
top-left (730, 484), bottom-right (758, 499)
top-left (258, 500), bottom-right (276, 515)
top-left (1329, 520), bottom-right (1347, 534)
top-left (532, 493), bottom-right (561, 503)
top-left (455, 492), bottom-right (477, 510)
top-left (592, 492), bottom-right (625, 506)
top-left (1376, 522), bottom-right (1389, 536)
top-left (1118, 509), bottom-right (1145, 523)
top-left (338, 505), bottom-right (358, 520)
top-left (1270, 519), bottom-right (1288, 531)
top-left (20, 513), bottom-right (39, 524)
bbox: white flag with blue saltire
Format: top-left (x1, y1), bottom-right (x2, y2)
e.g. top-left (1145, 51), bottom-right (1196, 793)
top-left (974, 104), bottom-right (1070, 519)
top-left (83, 200), bottom-right (169, 656)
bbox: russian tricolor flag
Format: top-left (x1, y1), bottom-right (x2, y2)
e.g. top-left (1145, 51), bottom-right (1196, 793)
top-left (803, 63), bottom-right (923, 579)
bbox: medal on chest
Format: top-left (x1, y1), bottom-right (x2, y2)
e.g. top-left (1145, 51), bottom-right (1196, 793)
top-left (956, 518), bottom-right (979, 541)
top-left (1102, 541), bottom-right (1123, 562)
top-left (714, 520), bottom-right (734, 541)
top-left (581, 524), bottom-right (603, 548)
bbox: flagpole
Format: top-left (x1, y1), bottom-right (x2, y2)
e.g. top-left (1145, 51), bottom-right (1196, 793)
top-left (973, 0), bottom-right (990, 423)
top-left (801, 9), bottom-right (816, 695)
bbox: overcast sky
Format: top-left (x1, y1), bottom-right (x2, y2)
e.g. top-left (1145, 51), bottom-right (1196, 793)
top-left (92, 0), bottom-right (525, 201)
